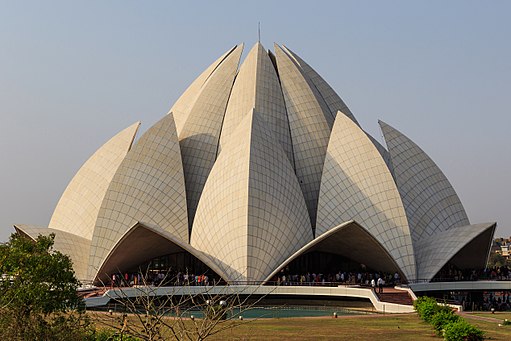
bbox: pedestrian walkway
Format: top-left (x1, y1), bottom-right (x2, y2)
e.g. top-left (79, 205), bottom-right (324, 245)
top-left (460, 312), bottom-right (504, 323)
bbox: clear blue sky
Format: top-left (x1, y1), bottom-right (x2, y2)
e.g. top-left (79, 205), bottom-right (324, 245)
top-left (1, 0), bottom-right (510, 242)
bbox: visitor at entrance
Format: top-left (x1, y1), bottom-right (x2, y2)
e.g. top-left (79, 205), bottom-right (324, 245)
top-left (377, 277), bottom-right (384, 294)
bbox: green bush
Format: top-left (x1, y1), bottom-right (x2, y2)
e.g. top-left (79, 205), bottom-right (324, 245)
top-left (443, 319), bottom-right (483, 341)
top-left (503, 318), bottom-right (511, 326)
top-left (414, 296), bottom-right (441, 322)
top-left (430, 308), bottom-right (460, 335)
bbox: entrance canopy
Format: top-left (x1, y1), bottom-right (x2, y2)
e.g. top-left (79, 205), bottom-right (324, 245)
top-left (94, 221), bottom-right (227, 285)
top-left (264, 220), bottom-right (404, 282)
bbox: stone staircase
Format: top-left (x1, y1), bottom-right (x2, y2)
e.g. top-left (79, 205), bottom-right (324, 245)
top-left (377, 288), bottom-right (414, 305)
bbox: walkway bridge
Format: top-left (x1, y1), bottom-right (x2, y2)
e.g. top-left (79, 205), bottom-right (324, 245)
top-left (409, 280), bottom-right (511, 292)
top-left (84, 284), bottom-right (416, 314)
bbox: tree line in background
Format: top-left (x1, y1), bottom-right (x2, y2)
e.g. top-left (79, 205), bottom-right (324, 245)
top-left (489, 237), bottom-right (511, 268)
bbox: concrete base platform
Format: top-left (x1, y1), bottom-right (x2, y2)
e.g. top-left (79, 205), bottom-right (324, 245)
top-left (84, 285), bottom-right (415, 314)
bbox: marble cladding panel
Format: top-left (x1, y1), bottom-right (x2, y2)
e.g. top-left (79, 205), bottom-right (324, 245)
top-left (88, 114), bottom-right (188, 280)
top-left (380, 121), bottom-right (470, 244)
top-left (49, 122), bottom-right (140, 240)
top-left (317, 113), bottom-right (416, 281)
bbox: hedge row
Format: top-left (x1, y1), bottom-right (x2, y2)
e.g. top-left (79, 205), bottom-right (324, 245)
top-left (413, 296), bottom-right (483, 341)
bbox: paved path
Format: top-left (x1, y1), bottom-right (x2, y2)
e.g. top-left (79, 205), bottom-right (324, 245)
top-left (459, 312), bottom-right (503, 323)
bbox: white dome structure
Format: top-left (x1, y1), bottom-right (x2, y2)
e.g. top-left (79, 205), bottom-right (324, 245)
top-left (15, 42), bottom-right (496, 284)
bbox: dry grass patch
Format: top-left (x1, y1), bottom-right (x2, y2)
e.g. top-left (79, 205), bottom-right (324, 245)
top-left (203, 314), bottom-right (437, 341)
top-left (88, 311), bottom-right (511, 340)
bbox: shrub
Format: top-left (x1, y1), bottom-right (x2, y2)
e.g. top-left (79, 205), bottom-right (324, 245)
top-left (430, 308), bottom-right (460, 336)
top-left (503, 318), bottom-right (511, 326)
top-left (414, 296), bottom-right (441, 322)
top-left (443, 319), bottom-right (483, 341)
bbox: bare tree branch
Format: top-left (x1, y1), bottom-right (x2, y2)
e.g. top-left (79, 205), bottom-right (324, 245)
top-left (89, 267), bottom-right (271, 340)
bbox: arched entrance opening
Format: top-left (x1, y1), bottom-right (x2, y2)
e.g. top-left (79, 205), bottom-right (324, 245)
top-left (130, 251), bottom-right (224, 286)
top-left (272, 250), bottom-right (387, 285)
top-left (94, 222), bottom-right (225, 286)
top-left (265, 221), bottom-right (406, 285)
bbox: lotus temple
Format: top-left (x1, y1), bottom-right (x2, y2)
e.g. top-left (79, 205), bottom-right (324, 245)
top-left (14, 42), bottom-right (497, 291)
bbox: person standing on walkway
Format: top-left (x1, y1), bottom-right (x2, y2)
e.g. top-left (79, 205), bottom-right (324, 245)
top-left (377, 277), bottom-right (384, 294)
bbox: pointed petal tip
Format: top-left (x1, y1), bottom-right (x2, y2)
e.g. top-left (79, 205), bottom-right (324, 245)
top-left (280, 45), bottom-right (296, 57)
top-left (378, 120), bottom-right (389, 128)
top-left (253, 41), bottom-right (266, 52)
top-left (126, 121), bottom-right (141, 137)
top-left (336, 110), bottom-right (349, 118)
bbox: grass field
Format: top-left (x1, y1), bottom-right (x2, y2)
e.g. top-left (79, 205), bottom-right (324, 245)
top-left (90, 311), bottom-right (511, 340)
top-left (208, 314), bottom-right (511, 340)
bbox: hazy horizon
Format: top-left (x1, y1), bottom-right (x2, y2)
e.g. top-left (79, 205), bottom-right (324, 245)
top-left (1, 0), bottom-right (509, 242)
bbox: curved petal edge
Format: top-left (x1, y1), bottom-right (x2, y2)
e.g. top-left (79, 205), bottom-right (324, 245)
top-left (379, 120), bottom-right (470, 243)
top-left (317, 113), bottom-right (416, 281)
top-left (415, 222), bottom-right (496, 281)
top-left (191, 110), bottom-right (313, 282)
top-left (14, 224), bottom-right (90, 282)
top-left (49, 122), bottom-right (140, 240)
top-left (89, 113), bottom-right (188, 280)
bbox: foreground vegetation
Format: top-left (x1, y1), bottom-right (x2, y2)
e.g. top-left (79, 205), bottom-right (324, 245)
top-left (0, 233), bottom-right (92, 340)
top-left (414, 296), bottom-right (490, 341)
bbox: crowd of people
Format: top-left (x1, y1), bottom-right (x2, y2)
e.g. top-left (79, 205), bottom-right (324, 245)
top-left (105, 264), bottom-right (511, 312)
top-left (108, 264), bottom-right (511, 289)
top-left (444, 291), bottom-right (511, 312)
top-left (108, 268), bottom-right (401, 288)
top-left (109, 269), bottom-right (222, 288)
top-left (269, 270), bottom-right (401, 288)
top-left (431, 265), bottom-right (511, 282)
top-left (482, 291), bottom-right (511, 311)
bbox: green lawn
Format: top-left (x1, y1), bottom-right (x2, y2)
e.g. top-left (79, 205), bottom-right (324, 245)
top-left (209, 313), bottom-right (511, 340)
top-left (460, 312), bottom-right (511, 340)
top-left (209, 314), bottom-right (435, 340)
top-left (91, 312), bottom-right (511, 340)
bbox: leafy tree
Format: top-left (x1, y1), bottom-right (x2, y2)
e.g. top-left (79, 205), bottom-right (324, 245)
top-left (0, 233), bottom-right (90, 340)
top-left (488, 252), bottom-right (507, 268)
